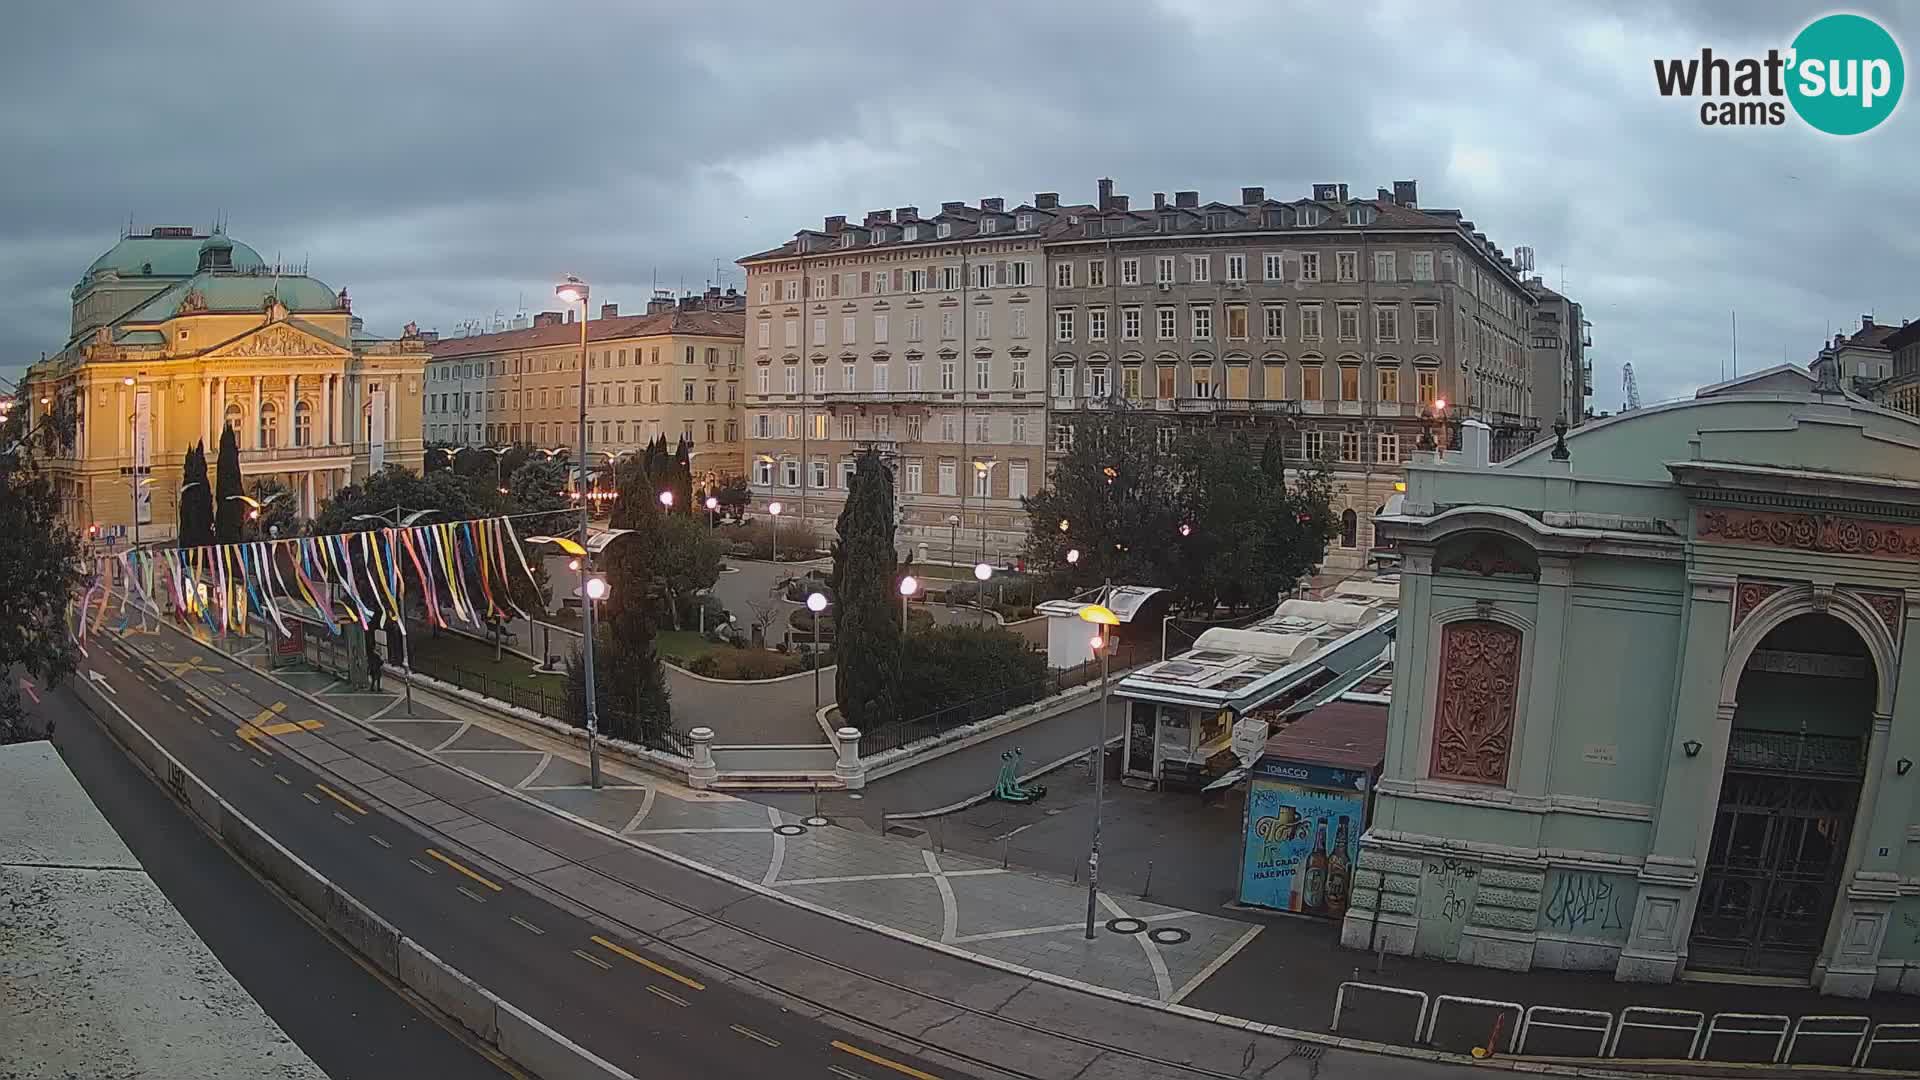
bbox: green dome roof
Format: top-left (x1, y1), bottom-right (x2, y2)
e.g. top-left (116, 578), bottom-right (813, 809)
top-left (85, 231), bottom-right (266, 279)
top-left (123, 271), bottom-right (345, 323)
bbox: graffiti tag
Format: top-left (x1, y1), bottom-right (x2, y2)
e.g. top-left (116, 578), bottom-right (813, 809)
top-left (1543, 872), bottom-right (1627, 932)
top-left (1427, 859), bottom-right (1477, 924)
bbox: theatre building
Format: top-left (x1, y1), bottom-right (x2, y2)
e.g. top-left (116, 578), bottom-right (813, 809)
top-left (1342, 365), bottom-right (1920, 997)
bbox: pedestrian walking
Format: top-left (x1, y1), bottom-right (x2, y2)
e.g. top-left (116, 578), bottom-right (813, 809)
top-left (368, 645), bottom-right (384, 692)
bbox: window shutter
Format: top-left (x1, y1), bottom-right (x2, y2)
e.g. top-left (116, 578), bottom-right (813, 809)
top-left (995, 260), bottom-right (1007, 285)
top-left (860, 271), bottom-right (870, 293)
top-left (892, 269), bottom-right (904, 291)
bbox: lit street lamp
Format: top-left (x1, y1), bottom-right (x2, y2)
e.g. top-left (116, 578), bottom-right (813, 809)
top-left (659, 490), bottom-right (674, 510)
top-left (1066, 548), bottom-right (1081, 565)
top-left (555, 273), bottom-right (602, 789)
top-left (768, 500), bottom-right (783, 563)
top-left (973, 561), bottom-right (992, 615)
top-left (806, 591), bottom-right (828, 709)
top-left (704, 495), bottom-right (719, 530)
top-left (1076, 601), bottom-right (1121, 940)
top-left (898, 574), bottom-right (918, 633)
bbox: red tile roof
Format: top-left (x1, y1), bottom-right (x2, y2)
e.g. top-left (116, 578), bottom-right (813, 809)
top-left (427, 310), bottom-right (743, 360)
top-left (1259, 700), bottom-right (1388, 772)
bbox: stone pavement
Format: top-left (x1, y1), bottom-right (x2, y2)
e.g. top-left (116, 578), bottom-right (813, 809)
top-left (141, 621), bottom-right (1262, 1011)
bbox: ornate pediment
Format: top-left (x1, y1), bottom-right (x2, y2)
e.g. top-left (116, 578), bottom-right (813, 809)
top-left (208, 324), bottom-right (349, 360)
top-left (1435, 534), bottom-right (1539, 580)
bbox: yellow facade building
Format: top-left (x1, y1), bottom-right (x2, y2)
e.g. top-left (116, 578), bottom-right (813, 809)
top-left (22, 226), bottom-right (428, 541)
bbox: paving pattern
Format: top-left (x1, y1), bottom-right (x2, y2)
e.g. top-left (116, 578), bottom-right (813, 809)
top-left (118, 622), bottom-right (1263, 1007)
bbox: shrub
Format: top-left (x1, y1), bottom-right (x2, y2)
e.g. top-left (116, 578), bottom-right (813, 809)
top-left (682, 647), bottom-right (808, 680)
top-left (896, 624), bottom-right (1047, 722)
top-left (715, 519), bottom-right (827, 562)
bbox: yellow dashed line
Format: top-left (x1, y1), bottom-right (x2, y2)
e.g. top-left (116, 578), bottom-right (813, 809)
top-left (590, 935), bottom-right (705, 991)
top-left (425, 848), bottom-right (501, 891)
top-left (831, 1042), bottom-right (943, 1080)
top-left (314, 783), bottom-right (366, 815)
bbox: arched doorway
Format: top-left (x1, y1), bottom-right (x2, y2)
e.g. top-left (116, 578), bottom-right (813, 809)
top-left (1691, 613), bottom-right (1873, 977)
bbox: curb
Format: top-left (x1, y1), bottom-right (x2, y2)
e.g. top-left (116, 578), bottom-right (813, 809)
top-left (882, 733), bottom-right (1126, 821)
top-left (74, 662), bottom-right (637, 1080)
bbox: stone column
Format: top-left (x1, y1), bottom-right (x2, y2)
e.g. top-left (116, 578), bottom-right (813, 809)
top-left (322, 374), bottom-right (334, 446)
top-left (387, 378), bottom-right (399, 441)
top-left (688, 727), bottom-right (717, 788)
top-left (204, 377), bottom-right (214, 447)
top-left (834, 727), bottom-right (865, 790)
top-left (217, 377), bottom-right (228, 439)
top-left (286, 373), bottom-right (297, 446)
top-left (251, 375), bottom-right (263, 450)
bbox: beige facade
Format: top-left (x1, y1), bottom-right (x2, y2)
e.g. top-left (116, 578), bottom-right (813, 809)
top-left (22, 227), bottom-right (427, 541)
top-left (738, 197), bottom-right (1063, 561)
top-left (426, 308), bottom-right (744, 483)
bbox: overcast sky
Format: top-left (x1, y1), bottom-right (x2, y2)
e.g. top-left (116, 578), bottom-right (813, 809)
top-left (2, 0), bottom-right (1913, 407)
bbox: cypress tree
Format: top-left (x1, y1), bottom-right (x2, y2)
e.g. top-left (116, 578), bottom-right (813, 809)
top-left (830, 449), bottom-right (901, 729)
top-left (213, 424), bottom-right (243, 542)
top-left (178, 441), bottom-right (215, 546)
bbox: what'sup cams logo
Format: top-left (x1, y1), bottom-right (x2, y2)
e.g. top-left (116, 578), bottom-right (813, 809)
top-left (1654, 13), bottom-right (1904, 135)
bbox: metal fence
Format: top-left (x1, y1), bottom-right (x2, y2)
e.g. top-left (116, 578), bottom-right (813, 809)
top-left (860, 639), bottom-right (1144, 756)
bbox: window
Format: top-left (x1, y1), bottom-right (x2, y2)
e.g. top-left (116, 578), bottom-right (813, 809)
top-left (756, 322), bottom-right (771, 348)
top-left (293, 401), bottom-right (311, 447)
top-left (842, 316), bottom-right (856, 343)
top-left (783, 413), bottom-right (797, 438)
top-left (782, 458), bottom-right (799, 487)
top-left (682, 380), bottom-right (694, 403)
top-left (842, 273), bottom-right (857, 296)
top-left (1156, 256), bottom-right (1176, 283)
top-left (1412, 252), bottom-right (1435, 282)
top-left (1337, 252), bottom-right (1358, 282)
top-left (941, 413), bottom-right (957, 443)
top-left (783, 365), bottom-right (799, 394)
top-left (1157, 306), bottom-right (1177, 340)
top-left (1339, 365), bottom-right (1360, 400)
top-left (784, 279), bottom-right (799, 302)
top-left (873, 413), bottom-right (890, 437)
top-left (874, 314), bottom-right (889, 343)
top-left (941, 311), bottom-right (956, 339)
top-left (1300, 252), bottom-right (1321, 282)
top-left (938, 459), bottom-right (957, 495)
top-left (1337, 305), bottom-right (1360, 342)
top-left (1418, 369), bottom-right (1438, 404)
top-left (1121, 307), bottom-right (1141, 341)
top-left (783, 319), bottom-right (799, 348)
top-left (1191, 305), bottom-right (1212, 341)
top-left (973, 463), bottom-right (991, 498)
top-left (1088, 260), bottom-right (1105, 287)
top-left (1226, 254), bottom-right (1245, 282)
top-left (1339, 431), bottom-right (1361, 462)
top-left (1378, 366), bottom-right (1399, 402)
top-left (1088, 307), bottom-right (1107, 342)
top-left (1377, 432), bottom-right (1400, 463)
top-left (906, 414), bottom-right (922, 440)
top-left (1414, 306), bottom-right (1438, 343)
top-left (940, 360), bottom-right (956, 391)
top-left (1188, 255), bottom-right (1210, 282)
top-left (1010, 413), bottom-right (1027, 443)
top-left (1089, 365), bottom-right (1109, 398)
top-left (980, 217), bottom-right (998, 235)
top-left (976, 358), bottom-right (991, 389)
top-left (1055, 261), bottom-right (1073, 289)
top-left (974, 308), bottom-right (991, 339)
top-left (754, 413), bottom-right (770, 438)
top-left (1009, 461), bottom-right (1028, 500)
top-left (810, 365), bottom-right (825, 393)
top-left (1376, 305), bottom-right (1400, 343)
top-left (1263, 253), bottom-right (1283, 281)
top-left (1303, 364), bottom-right (1324, 401)
top-left (1157, 365), bottom-right (1176, 399)
top-left (812, 317), bottom-right (826, 345)
top-left (1010, 358), bottom-right (1026, 390)
top-left (1011, 307), bottom-right (1027, 339)
top-left (974, 412), bottom-right (991, 443)
top-left (811, 460), bottom-right (828, 489)
top-left (842, 363), bottom-right (856, 390)
top-left (874, 363), bottom-right (890, 391)
top-left (1055, 309), bottom-right (1075, 343)
top-left (1010, 260), bottom-right (1029, 287)
top-left (1054, 366), bottom-right (1073, 397)
top-left (1121, 366), bottom-right (1142, 400)
top-left (1051, 423), bottom-right (1074, 452)
top-left (904, 459), bottom-right (923, 492)
top-left (258, 401), bottom-right (279, 448)
top-left (840, 415), bottom-right (855, 440)
top-left (1374, 252), bottom-right (1395, 282)
top-left (1120, 257), bottom-right (1140, 286)
top-left (1191, 365), bottom-right (1213, 399)
top-left (758, 282), bottom-right (771, 305)
top-left (908, 268), bottom-right (927, 292)
top-left (725, 419), bottom-right (738, 443)
top-left (974, 263), bottom-right (993, 289)
top-left (908, 361), bottom-right (923, 390)
top-left (1263, 304), bottom-right (1286, 341)
top-left (1339, 507), bottom-right (1358, 547)
top-left (1226, 305), bottom-right (1249, 340)
top-left (756, 457), bottom-right (774, 485)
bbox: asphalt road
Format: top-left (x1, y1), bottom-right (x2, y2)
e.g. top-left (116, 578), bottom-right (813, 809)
top-left (36, 682), bottom-right (505, 1080)
top-left (68, 634), bottom-right (968, 1080)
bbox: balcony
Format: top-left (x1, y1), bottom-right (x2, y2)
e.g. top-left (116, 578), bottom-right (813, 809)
top-left (239, 443), bottom-right (354, 466)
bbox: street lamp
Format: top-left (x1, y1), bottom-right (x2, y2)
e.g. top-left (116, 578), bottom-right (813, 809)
top-left (1066, 548), bottom-right (1081, 565)
top-left (658, 490), bottom-right (674, 510)
top-left (768, 500), bottom-right (783, 563)
top-left (898, 574), bottom-right (918, 633)
top-left (973, 561), bottom-right (992, 615)
top-left (947, 514), bottom-right (961, 566)
top-left (704, 495), bottom-right (719, 531)
top-left (1076, 601), bottom-right (1122, 940)
top-left (555, 273), bottom-right (602, 789)
top-left (971, 460), bottom-right (998, 561)
top-left (806, 591), bottom-right (828, 709)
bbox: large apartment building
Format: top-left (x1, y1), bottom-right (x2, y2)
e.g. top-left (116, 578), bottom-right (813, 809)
top-left (737, 197), bottom-right (1069, 560)
top-left (425, 298), bottom-right (744, 483)
top-left (1044, 179), bottom-right (1544, 573)
top-left (1526, 278), bottom-right (1591, 426)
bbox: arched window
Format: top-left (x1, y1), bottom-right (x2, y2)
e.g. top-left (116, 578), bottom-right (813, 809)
top-left (259, 400), bottom-right (279, 448)
top-left (224, 402), bottom-right (243, 437)
top-left (293, 401), bottom-right (312, 447)
top-left (1340, 508), bottom-right (1358, 548)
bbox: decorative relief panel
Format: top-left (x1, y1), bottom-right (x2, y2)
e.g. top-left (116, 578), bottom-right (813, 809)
top-left (1856, 590), bottom-right (1904, 641)
top-left (1733, 579), bottom-right (1786, 628)
top-left (1436, 536), bottom-right (1539, 580)
top-left (1699, 508), bottom-right (1920, 558)
top-left (1430, 619), bottom-right (1523, 786)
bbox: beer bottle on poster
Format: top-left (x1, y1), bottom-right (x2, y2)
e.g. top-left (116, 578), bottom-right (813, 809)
top-left (1326, 816), bottom-right (1352, 919)
top-left (1302, 820), bottom-right (1329, 914)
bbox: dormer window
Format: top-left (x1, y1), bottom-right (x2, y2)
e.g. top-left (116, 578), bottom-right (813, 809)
top-left (937, 222), bottom-right (952, 238)
top-left (869, 229), bottom-right (884, 245)
top-left (1300, 206), bottom-right (1326, 226)
top-left (1346, 206), bottom-right (1376, 226)
top-left (1016, 213), bottom-right (1033, 231)
top-left (1158, 214), bottom-right (1177, 233)
top-left (1266, 209), bottom-right (1291, 228)
top-left (904, 224), bottom-right (920, 242)
top-left (980, 217), bottom-right (998, 235)
top-left (840, 233), bottom-right (855, 248)
top-left (1206, 212), bottom-right (1228, 230)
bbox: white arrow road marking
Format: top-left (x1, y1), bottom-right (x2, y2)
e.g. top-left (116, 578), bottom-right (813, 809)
top-left (87, 670), bottom-right (117, 696)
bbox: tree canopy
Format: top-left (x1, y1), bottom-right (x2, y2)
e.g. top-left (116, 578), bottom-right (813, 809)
top-left (176, 441), bottom-right (214, 547)
top-left (213, 425), bottom-right (243, 542)
top-left (830, 449), bottom-right (901, 729)
top-left (0, 408), bottom-right (85, 742)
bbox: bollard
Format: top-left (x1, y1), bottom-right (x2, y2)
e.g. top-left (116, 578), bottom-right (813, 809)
top-left (688, 727), bottom-right (718, 789)
top-left (1140, 859), bottom-right (1153, 900)
top-left (1002, 836), bottom-right (1010, 869)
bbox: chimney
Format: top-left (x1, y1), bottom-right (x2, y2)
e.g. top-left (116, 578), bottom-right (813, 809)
top-left (1378, 187), bottom-right (1392, 202)
top-left (418, 330), bottom-right (438, 344)
top-left (648, 289), bottom-right (674, 315)
top-left (896, 206), bottom-right (918, 221)
top-left (1153, 192), bottom-right (1167, 211)
top-left (1337, 183), bottom-right (1349, 201)
top-left (565, 308), bottom-right (576, 324)
top-left (1097, 177), bottom-right (1114, 210)
top-left (824, 214), bottom-right (846, 233)
top-left (1862, 314), bottom-right (1875, 330)
top-left (1393, 180), bottom-right (1418, 207)
top-left (1034, 192), bottom-right (1059, 209)
top-left (1241, 186), bottom-right (1264, 205)
top-left (1460, 419), bottom-right (1492, 469)
top-left (1111, 195), bottom-right (1129, 211)
top-left (941, 201), bottom-right (966, 214)
top-left (534, 311), bottom-right (563, 328)
top-left (1312, 183), bottom-right (1340, 201)
top-left (981, 197), bottom-right (1003, 213)
top-left (1174, 191), bottom-right (1199, 209)
top-left (600, 303), bottom-right (618, 320)
top-left (869, 209), bottom-right (892, 224)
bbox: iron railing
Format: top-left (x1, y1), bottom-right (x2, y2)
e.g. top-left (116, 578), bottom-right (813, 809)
top-left (860, 640), bottom-right (1144, 755)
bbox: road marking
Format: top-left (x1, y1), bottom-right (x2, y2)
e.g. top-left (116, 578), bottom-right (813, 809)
top-left (302, 792), bottom-right (322, 805)
top-left (87, 671), bottom-right (117, 696)
top-left (227, 741), bottom-right (246, 753)
top-left (730, 1024), bottom-right (781, 1048)
top-left (275, 774), bottom-right (291, 785)
top-left (249, 758), bottom-right (264, 768)
top-left (571, 949), bottom-right (611, 970)
top-left (409, 858), bottom-right (436, 875)
top-left (332, 811), bottom-right (355, 826)
top-left (369, 835), bottom-right (391, 849)
top-left (827, 1067), bottom-right (868, 1080)
top-left (161, 656), bottom-right (225, 676)
top-left (314, 783), bottom-right (367, 815)
top-left (236, 703), bottom-right (320, 753)
top-left (589, 935), bottom-right (706, 991)
top-left (644, 985), bottom-right (688, 1007)
top-left (425, 849), bottom-right (502, 892)
top-left (456, 885), bottom-right (487, 904)
top-left (832, 1041), bottom-right (943, 1080)
top-left (509, 915), bottom-right (545, 936)
top-left (186, 699), bottom-right (211, 717)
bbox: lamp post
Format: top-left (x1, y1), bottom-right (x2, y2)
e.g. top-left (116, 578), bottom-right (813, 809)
top-left (659, 490), bottom-right (674, 511)
top-left (806, 591), bottom-right (828, 709)
top-left (947, 514), bottom-right (961, 567)
top-left (898, 574), bottom-right (917, 633)
top-left (1076, 602), bottom-right (1121, 939)
top-left (971, 460), bottom-right (998, 562)
top-left (768, 500), bottom-right (783, 563)
top-left (973, 560), bottom-right (992, 616)
top-left (485, 445), bottom-right (511, 494)
top-left (556, 274), bottom-right (602, 789)
top-left (704, 495), bottom-right (719, 531)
